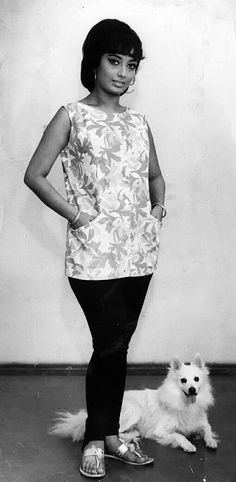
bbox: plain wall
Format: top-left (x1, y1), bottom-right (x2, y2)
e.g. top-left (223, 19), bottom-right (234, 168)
top-left (0, 0), bottom-right (236, 364)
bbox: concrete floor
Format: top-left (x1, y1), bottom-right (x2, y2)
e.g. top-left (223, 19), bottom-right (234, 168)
top-left (0, 374), bottom-right (235, 482)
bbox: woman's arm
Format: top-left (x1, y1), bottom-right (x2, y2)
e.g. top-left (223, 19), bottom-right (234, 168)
top-left (148, 124), bottom-right (166, 222)
top-left (24, 107), bottom-right (79, 223)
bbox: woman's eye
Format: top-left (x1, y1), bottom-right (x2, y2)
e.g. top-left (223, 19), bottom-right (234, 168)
top-left (181, 378), bottom-right (187, 384)
top-left (128, 64), bottom-right (136, 71)
top-left (108, 58), bottom-right (119, 65)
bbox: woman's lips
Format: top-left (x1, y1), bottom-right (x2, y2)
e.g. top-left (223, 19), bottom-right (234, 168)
top-left (112, 80), bottom-right (126, 87)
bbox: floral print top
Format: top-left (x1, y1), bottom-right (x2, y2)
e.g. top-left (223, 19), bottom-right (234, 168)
top-left (61, 101), bottom-right (161, 280)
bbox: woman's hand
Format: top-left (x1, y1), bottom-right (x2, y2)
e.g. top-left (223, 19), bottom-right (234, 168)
top-left (151, 204), bottom-right (163, 223)
top-left (71, 211), bottom-right (95, 229)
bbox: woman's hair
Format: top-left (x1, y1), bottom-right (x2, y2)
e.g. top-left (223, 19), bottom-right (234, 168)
top-left (81, 19), bottom-right (144, 92)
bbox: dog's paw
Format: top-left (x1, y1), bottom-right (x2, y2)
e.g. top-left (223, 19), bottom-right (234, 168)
top-left (182, 442), bottom-right (197, 453)
top-left (205, 438), bottom-right (218, 449)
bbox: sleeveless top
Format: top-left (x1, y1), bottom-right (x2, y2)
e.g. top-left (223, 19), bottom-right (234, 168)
top-left (61, 101), bottom-right (161, 280)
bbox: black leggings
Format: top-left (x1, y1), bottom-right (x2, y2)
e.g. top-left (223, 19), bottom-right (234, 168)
top-left (68, 274), bottom-right (152, 448)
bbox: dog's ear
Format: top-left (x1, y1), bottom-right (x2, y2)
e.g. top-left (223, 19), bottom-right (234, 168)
top-left (171, 356), bottom-right (182, 371)
top-left (193, 353), bottom-right (205, 368)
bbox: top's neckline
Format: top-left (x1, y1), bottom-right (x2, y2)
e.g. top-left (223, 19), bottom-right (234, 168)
top-left (77, 101), bottom-right (129, 116)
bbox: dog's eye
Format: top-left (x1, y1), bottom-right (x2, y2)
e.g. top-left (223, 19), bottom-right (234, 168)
top-left (181, 378), bottom-right (187, 383)
top-left (194, 376), bottom-right (199, 382)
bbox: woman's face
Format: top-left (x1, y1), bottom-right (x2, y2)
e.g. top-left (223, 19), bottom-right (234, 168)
top-left (95, 53), bottom-right (138, 95)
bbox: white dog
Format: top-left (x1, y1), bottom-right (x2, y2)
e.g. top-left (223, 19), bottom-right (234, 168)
top-left (49, 354), bottom-right (218, 453)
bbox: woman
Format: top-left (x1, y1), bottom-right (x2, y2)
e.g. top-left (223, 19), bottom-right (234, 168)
top-left (24, 19), bottom-right (166, 479)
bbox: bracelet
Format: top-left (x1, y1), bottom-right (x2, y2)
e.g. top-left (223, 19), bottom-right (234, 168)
top-left (70, 209), bottom-right (80, 227)
top-left (151, 202), bottom-right (167, 218)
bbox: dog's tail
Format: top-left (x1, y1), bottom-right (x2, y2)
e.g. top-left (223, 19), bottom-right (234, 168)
top-left (48, 409), bottom-right (87, 442)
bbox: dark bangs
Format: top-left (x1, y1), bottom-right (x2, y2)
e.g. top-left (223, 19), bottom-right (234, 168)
top-left (105, 32), bottom-right (144, 64)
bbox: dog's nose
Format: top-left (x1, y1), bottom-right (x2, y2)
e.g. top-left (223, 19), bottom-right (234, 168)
top-left (189, 386), bottom-right (196, 395)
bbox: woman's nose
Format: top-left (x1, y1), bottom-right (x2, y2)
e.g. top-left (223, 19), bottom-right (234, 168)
top-left (118, 65), bottom-right (126, 78)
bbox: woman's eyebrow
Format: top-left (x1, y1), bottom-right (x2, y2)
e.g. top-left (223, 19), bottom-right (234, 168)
top-left (107, 53), bottom-right (137, 62)
top-left (107, 53), bottom-right (123, 59)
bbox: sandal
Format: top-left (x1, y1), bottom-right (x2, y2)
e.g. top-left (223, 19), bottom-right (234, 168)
top-left (80, 446), bottom-right (105, 478)
top-left (105, 439), bottom-right (154, 466)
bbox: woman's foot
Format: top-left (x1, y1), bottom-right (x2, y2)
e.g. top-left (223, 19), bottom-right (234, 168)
top-left (105, 435), bottom-right (153, 465)
top-left (81, 440), bottom-right (105, 477)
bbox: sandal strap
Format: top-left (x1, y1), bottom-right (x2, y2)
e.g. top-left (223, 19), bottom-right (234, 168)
top-left (127, 440), bottom-right (146, 459)
top-left (83, 447), bottom-right (104, 459)
top-left (116, 442), bottom-right (129, 456)
top-left (130, 449), bottom-right (142, 458)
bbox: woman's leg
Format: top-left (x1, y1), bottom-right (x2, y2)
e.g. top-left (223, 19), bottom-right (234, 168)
top-left (104, 274), bottom-right (153, 439)
top-left (122, 274), bottom-right (153, 347)
top-left (104, 274), bottom-right (153, 459)
top-left (68, 277), bottom-right (129, 444)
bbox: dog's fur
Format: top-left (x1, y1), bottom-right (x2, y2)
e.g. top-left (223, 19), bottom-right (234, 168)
top-left (49, 354), bottom-right (218, 452)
